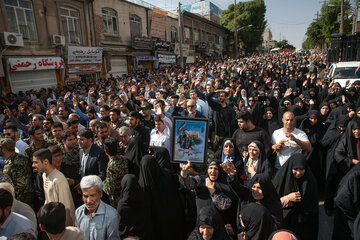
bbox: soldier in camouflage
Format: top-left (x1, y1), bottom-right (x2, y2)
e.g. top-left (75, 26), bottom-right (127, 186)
top-left (0, 138), bottom-right (34, 206)
top-left (102, 137), bottom-right (128, 208)
top-left (43, 117), bottom-right (54, 142)
top-left (24, 126), bottom-right (50, 163)
top-left (47, 122), bottom-right (64, 146)
top-left (60, 130), bottom-right (80, 169)
top-left (109, 108), bottom-right (128, 131)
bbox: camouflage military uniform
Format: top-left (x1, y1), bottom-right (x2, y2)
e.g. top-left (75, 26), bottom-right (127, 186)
top-left (59, 143), bottom-right (80, 168)
top-left (94, 138), bottom-right (104, 149)
top-left (43, 132), bottom-right (54, 142)
top-left (111, 120), bottom-right (128, 131)
top-left (103, 154), bottom-right (128, 208)
top-left (24, 141), bottom-right (50, 163)
top-left (3, 152), bottom-right (34, 205)
top-left (47, 138), bottom-right (62, 146)
top-left (141, 118), bottom-right (155, 134)
top-left (0, 172), bottom-right (13, 184)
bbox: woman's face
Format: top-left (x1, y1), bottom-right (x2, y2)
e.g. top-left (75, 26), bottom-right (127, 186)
top-left (292, 168), bottom-right (306, 179)
top-left (273, 91), bottom-right (279, 98)
top-left (199, 225), bottom-right (214, 240)
top-left (309, 117), bottom-right (318, 126)
top-left (265, 110), bottom-right (273, 120)
top-left (224, 143), bottom-right (234, 155)
top-left (208, 165), bottom-right (219, 181)
top-left (248, 146), bottom-right (259, 159)
top-left (251, 182), bottom-right (264, 200)
top-left (321, 106), bottom-right (329, 116)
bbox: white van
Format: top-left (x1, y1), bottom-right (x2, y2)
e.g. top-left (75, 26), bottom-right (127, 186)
top-left (329, 61), bottom-right (360, 87)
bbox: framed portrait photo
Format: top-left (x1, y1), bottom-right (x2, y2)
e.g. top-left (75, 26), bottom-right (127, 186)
top-left (172, 117), bottom-right (208, 164)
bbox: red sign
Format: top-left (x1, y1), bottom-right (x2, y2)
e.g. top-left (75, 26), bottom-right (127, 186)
top-left (68, 64), bottom-right (101, 73)
top-left (8, 57), bottom-right (64, 71)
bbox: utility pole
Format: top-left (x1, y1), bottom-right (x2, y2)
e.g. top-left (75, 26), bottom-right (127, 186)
top-left (178, 2), bottom-right (184, 68)
top-left (340, 0), bottom-right (344, 34)
top-left (353, 0), bottom-right (359, 34)
top-left (234, 0), bottom-right (238, 58)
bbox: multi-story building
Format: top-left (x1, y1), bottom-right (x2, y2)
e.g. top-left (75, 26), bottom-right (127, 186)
top-left (0, 0), bottom-right (229, 93)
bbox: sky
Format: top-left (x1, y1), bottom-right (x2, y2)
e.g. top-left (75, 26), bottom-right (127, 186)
top-left (146, 0), bottom-right (325, 49)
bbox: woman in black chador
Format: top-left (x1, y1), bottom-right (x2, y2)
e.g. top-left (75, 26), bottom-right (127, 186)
top-left (272, 153), bottom-right (319, 240)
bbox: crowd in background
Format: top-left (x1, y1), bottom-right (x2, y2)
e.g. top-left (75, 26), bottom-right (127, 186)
top-left (0, 50), bottom-right (360, 240)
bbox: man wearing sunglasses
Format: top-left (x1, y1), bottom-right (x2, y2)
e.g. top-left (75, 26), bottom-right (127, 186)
top-left (2, 125), bottom-right (28, 156)
top-left (181, 99), bottom-right (205, 119)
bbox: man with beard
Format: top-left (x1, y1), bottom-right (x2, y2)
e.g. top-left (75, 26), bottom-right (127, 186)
top-left (77, 129), bottom-right (108, 181)
top-left (207, 90), bottom-right (236, 151)
top-left (129, 111), bottom-right (150, 154)
top-left (94, 123), bottom-right (109, 149)
top-left (49, 122), bottom-right (64, 145)
top-left (2, 125), bottom-right (28, 155)
top-left (109, 108), bottom-right (127, 131)
top-left (24, 126), bottom-right (50, 164)
top-left (140, 104), bottom-right (155, 133)
top-left (0, 189), bottom-right (36, 238)
top-left (43, 117), bottom-right (54, 142)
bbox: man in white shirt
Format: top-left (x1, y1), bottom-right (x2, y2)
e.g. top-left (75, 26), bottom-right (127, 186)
top-left (3, 125), bottom-right (28, 155)
top-left (150, 116), bottom-right (172, 155)
top-left (271, 111), bottom-right (311, 170)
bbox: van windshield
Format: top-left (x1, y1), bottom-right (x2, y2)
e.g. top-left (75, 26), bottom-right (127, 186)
top-left (333, 67), bottom-right (358, 79)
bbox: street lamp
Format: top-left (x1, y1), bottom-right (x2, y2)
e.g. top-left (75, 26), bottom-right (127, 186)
top-left (237, 24), bottom-right (253, 32)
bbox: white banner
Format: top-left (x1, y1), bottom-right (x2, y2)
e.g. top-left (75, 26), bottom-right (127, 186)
top-left (68, 46), bottom-right (103, 64)
top-left (8, 57), bottom-right (64, 72)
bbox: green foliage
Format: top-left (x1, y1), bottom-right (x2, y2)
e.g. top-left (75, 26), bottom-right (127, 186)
top-left (275, 40), bottom-right (288, 48)
top-left (303, 0), bottom-right (352, 48)
top-left (221, 0), bottom-right (267, 54)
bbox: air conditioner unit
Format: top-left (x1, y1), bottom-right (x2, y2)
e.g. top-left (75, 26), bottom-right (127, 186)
top-left (0, 32), bottom-right (24, 47)
top-left (50, 35), bottom-right (65, 47)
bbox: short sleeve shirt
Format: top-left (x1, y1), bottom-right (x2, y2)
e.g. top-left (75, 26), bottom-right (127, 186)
top-left (271, 128), bottom-right (310, 169)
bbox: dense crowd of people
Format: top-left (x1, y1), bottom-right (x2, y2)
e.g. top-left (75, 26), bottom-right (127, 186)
top-left (0, 51), bottom-right (360, 240)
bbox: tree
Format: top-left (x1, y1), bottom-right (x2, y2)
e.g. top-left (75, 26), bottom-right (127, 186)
top-left (302, 0), bottom-right (352, 48)
top-left (275, 40), bottom-right (288, 48)
top-left (221, 0), bottom-right (266, 54)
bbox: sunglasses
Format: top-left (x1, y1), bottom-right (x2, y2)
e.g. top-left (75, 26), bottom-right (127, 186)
top-left (3, 133), bottom-right (12, 136)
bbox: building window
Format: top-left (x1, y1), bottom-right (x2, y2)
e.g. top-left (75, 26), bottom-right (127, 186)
top-left (60, 7), bottom-right (82, 44)
top-left (194, 30), bottom-right (199, 42)
top-left (130, 15), bottom-right (141, 37)
top-left (207, 34), bottom-right (214, 43)
top-left (4, 0), bottom-right (38, 41)
top-left (170, 26), bottom-right (177, 43)
top-left (102, 8), bottom-right (118, 35)
top-left (215, 35), bottom-right (219, 44)
top-left (184, 27), bottom-right (191, 40)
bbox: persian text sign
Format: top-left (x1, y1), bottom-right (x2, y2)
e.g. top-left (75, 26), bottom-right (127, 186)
top-left (68, 64), bottom-right (101, 73)
top-left (156, 51), bottom-right (177, 64)
top-left (68, 46), bottom-right (103, 64)
top-left (8, 57), bottom-right (64, 72)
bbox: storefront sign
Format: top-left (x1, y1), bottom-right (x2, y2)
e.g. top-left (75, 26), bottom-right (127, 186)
top-left (68, 46), bottom-right (103, 64)
top-left (154, 40), bottom-right (173, 52)
top-left (132, 37), bottom-right (153, 50)
top-left (65, 77), bottom-right (81, 85)
top-left (8, 57), bottom-right (64, 72)
top-left (68, 64), bottom-right (101, 73)
top-left (136, 56), bottom-right (157, 61)
top-left (156, 51), bottom-right (177, 64)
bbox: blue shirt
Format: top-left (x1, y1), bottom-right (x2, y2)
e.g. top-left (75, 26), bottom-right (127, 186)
top-left (75, 200), bottom-right (120, 240)
top-left (0, 212), bottom-right (36, 239)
